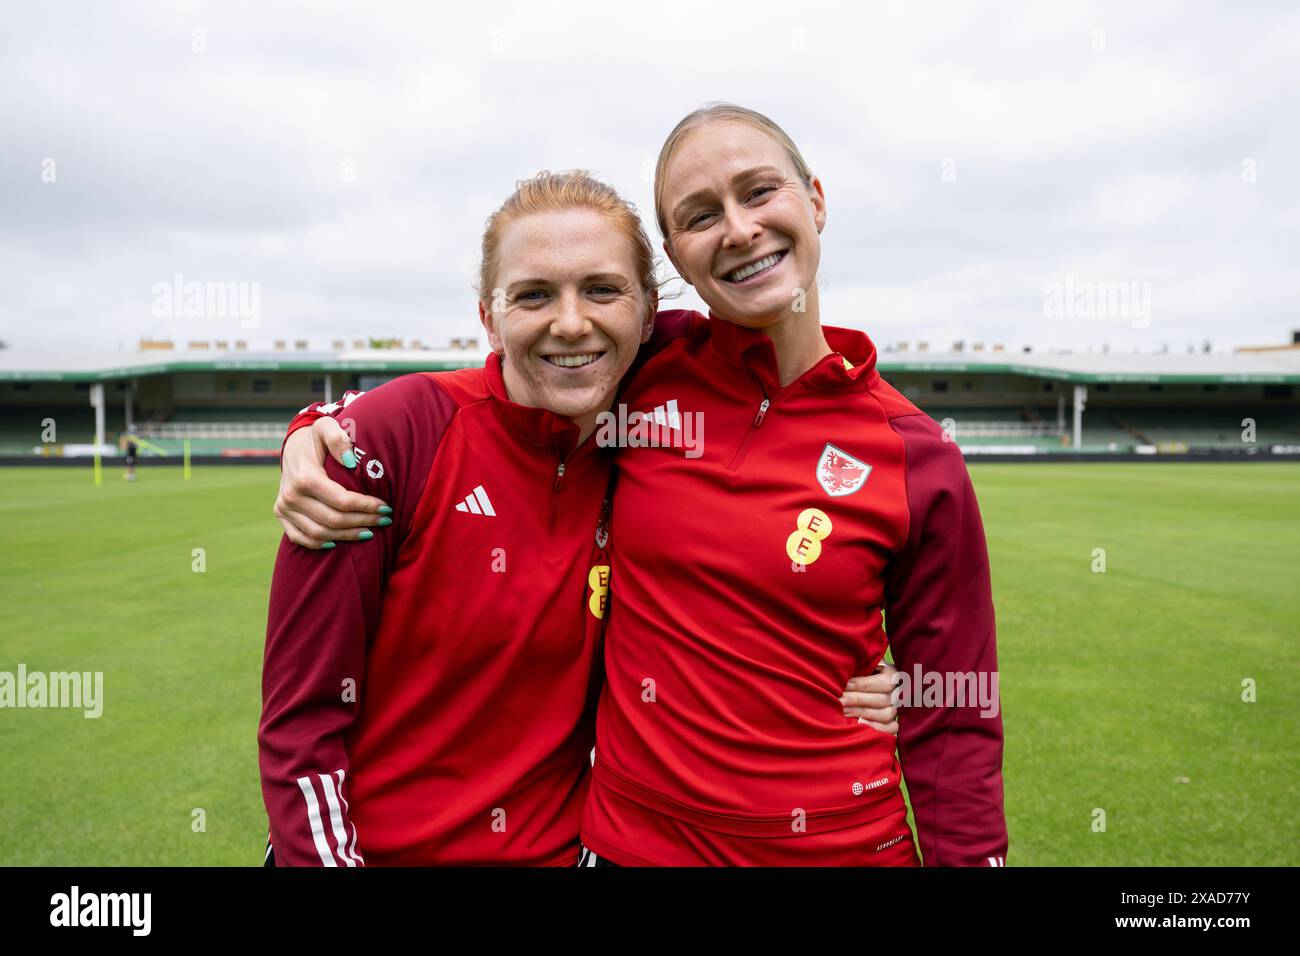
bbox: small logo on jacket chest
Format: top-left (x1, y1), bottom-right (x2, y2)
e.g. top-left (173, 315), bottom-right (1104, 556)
top-left (588, 565), bottom-right (610, 618)
top-left (595, 494), bottom-right (611, 549)
top-left (786, 508), bottom-right (833, 566)
top-left (817, 443), bottom-right (871, 497)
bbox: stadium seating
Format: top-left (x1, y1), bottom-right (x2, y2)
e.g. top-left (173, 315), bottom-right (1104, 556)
top-left (1099, 406), bottom-right (1300, 448)
top-left (6, 400), bottom-right (1300, 457)
top-left (0, 404), bottom-right (297, 456)
top-left (168, 406), bottom-right (304, 423)
top-left (0, 406), bottom-right (126, 455)
top-left (920, 406), bottom-right (1071, 451)
top-left (917, 404), bottom-right (1300, 452)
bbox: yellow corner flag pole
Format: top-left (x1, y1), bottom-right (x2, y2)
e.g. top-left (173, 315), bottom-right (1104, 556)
top-left (184, 438), bottom-right (191, 481)
top-left (93, 449), bottom-right (102, 486)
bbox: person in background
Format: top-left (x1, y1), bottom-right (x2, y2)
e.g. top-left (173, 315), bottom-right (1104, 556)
top-left (120, 425), bottom-right (138, 482)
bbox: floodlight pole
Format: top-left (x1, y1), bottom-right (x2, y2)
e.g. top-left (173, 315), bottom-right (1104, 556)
top-left (91, 382), bottom-right (105, 452)
top-left (1073, 384), bottom-right (1087, 449)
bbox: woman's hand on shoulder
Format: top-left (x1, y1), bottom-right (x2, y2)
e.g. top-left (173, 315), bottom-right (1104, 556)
top-left (273, 416), bottom-right (391, 548)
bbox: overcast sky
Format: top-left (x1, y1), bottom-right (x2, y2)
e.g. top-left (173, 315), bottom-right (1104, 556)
top-left (2, 0), bottom-right (1297, 355)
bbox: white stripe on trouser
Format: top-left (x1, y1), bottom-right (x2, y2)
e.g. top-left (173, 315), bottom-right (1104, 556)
top-left (318, 772), bottom-right (359, 867)
top-left (297, 775), bottom-right (339, 866)
top-left (578, 845), bottom-right (600, 867)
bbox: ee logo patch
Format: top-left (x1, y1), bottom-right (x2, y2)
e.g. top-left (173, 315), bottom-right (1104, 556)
top-left (786, 508), bottom-right (833, 566)
top-left (588, 565), bottom-right (610, 618)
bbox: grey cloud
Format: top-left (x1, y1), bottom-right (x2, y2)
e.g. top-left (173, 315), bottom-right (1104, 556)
top-left (1, 0), bottom-right (1297, 353)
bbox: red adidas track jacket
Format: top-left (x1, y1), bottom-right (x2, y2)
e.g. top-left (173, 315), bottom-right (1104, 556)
top-left (259, 357), bottom-right (612, 865)
top-left (579, 312), bottom-right (1007, 866)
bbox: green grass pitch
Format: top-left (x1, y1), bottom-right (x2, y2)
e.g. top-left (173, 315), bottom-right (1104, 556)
top-left (0, 463), bottom-right (1295, 865)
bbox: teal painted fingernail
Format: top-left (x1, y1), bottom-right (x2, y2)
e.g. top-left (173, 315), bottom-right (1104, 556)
top-left (321, 541), bottom-right (336, 550)
top-left (342, 450), bottom-right (358, 468)
top-left (378, 505), bottom-right (393, 515)
top-left (358, 530), bottom-right (373, 541)
top-left (377, 516), bottom-right (392, 526)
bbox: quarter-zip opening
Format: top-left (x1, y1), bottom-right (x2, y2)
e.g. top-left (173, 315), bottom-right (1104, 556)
top-left (726, 365), bottom-right (773, 471)
top-left (724, 346), bottom-right (854, 471)
top-left (549, 458), bottom-right (567, 550)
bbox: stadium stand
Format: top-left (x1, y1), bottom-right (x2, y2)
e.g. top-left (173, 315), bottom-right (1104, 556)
top-left (1099, 406), bottom-right (1300, 449)
top-left (2, 341), bottom-right (1299, 459)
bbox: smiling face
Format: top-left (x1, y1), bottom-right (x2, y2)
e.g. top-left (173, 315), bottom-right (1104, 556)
top-left (660, 120), bottom-right (826, 331)
top-left (479, 207), bottom-right (655, 437)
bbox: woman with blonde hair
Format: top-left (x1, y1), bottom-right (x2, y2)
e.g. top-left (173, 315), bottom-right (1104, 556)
top-left (581, 104), bottom-right (1005, 866)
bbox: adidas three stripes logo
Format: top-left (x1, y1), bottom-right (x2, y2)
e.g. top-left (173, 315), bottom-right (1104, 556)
top-left (454, 485), bottom-right (496, 516)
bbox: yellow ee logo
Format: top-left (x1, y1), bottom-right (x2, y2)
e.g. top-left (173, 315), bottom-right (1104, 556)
top-left (786, 509), bottom-right (833, 566)
top-left (588, 564), bottom-right (610, 618)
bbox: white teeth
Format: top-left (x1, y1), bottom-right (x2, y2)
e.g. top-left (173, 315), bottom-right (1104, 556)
top-left (727, 252), bottom-right (783, 282)
top-left (546, 352), bottom-right (602, 368)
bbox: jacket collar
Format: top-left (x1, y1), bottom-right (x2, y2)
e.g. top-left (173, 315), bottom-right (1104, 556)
top-left (485, 351), bottom-right (587, 457)
top-left (706, 311), bottom-right (881, 395)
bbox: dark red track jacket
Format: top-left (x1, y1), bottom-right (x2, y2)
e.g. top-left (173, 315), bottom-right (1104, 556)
top-left (259, 358), bottom-right (611, 865)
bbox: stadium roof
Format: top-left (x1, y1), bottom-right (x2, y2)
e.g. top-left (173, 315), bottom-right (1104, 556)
top-left (2, 345), bottom-right (1300, 384)
top-left (873, 348), bottom-right (1300, 384)
top-left (0, 348), bottom-right (490, 382)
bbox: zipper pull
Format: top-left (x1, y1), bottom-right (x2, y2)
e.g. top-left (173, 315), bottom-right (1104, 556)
top-left (554, 461), bottom-right (566, 490)
top-left (753, 398), bottom-right (771, 427)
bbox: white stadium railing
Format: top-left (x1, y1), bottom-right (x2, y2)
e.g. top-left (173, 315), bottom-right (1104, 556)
top-left (940, 420), bottom-right (1064, 437)
top-left (135, 422), bottom-right (288, 439)
top-left (134, 419), bottom-right (1061, 440)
